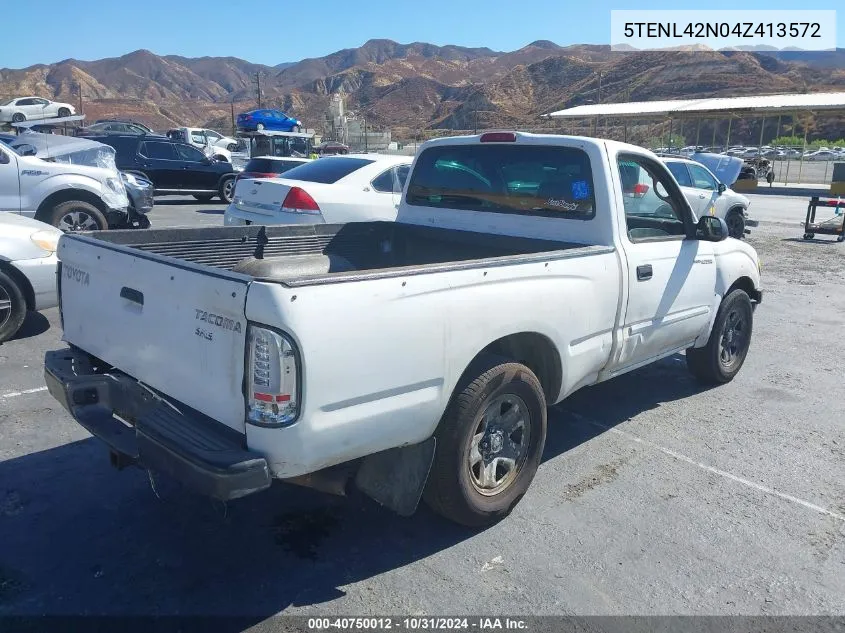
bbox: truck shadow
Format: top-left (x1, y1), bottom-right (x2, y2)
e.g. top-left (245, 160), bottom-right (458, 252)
top-left (0, 356), bottom-right (706, 624)
top-left (543, 354), bottom-right (712, 460)
top-left (6, 312), bottom-right (50, 342)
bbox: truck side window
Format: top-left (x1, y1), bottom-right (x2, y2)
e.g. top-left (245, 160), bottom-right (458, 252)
top-left (618, 154), bottom-right (689, 241)
top-left (665, 162), bottom-right (693, 187)
top-left (688, 164), bottom-right (718, 191)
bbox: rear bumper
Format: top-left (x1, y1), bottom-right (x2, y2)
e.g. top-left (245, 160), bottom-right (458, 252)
top-left (224, 203), bottom-right (324, 226)
top-left (44, 348), bottom-right (271, 501)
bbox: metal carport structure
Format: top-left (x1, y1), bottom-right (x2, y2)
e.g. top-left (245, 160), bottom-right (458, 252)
top-left (546, 92), bottom-right (845, 146)
top-left (544, 92), bottom-right (845, 186)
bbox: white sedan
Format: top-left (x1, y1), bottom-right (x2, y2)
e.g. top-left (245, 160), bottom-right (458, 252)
top-left (0, 213), bottom-right (61, 342)
top-left (224, 154), bottom-right (412, 226)
top-left (0, 97), bottom-right (76, 123)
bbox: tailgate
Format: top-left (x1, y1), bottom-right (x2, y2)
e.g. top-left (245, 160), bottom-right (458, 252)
top-left (58, 235), bottom-right (251, 433)
top-left (232, 177), bottom-right (292, 217)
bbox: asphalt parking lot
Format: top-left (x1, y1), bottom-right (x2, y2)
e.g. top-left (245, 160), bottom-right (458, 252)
top-left (1, 194), bottom-right (844, 622)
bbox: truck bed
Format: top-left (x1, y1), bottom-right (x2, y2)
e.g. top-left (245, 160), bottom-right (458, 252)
top-left (85, 222), bottom-right (603, 287)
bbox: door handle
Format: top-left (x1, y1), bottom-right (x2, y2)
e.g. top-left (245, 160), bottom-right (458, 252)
top-left (636, 264), bottom-right (653, 281)
top-left (120, 286), bottom-right (144, 305)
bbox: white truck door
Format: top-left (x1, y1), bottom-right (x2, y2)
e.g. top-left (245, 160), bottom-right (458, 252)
top-left (613, 154), bottom-right (717, 373)
top-left (0, 148), bottom-right (20, 212)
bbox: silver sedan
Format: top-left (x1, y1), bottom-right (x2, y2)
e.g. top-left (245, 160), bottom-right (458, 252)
top-left (0, 212), bottom-right (61, 343)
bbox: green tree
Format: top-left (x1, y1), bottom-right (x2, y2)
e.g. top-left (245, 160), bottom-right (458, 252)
top-left (645, 134), bottom-right (686, 149)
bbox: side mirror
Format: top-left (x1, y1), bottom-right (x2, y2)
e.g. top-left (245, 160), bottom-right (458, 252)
top-left (717, 182), bottom-right (727, 194)
top-left (696, 215), bottom-right (729, 242)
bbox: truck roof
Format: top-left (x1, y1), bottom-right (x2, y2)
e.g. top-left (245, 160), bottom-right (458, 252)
top-left (418, 131), bottom-right (650, 157)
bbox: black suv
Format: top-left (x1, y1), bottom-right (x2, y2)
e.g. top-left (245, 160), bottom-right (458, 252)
top-left (87, 134), bottom-right (237, 203)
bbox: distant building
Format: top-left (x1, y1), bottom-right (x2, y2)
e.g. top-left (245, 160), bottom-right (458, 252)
top-left (323, 93), bottom-right (391, 151)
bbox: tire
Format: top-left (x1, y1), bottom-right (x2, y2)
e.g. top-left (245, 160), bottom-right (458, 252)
top-left (193, 194), bottom-right (214, 202)
top-left (423, 355), bottom-right (547, 527)
top-left (256, 123), bottom-right (265, 131)
top-left (292, 125), bottom-right (301, 133)
top-left (219, 176), bottom-right (236, 204)
top-left (57, 108), bottom-right (71, 118)
top-left (686, 289), bottom-right (754, 385)
top-left (725, 209), bottom-right (745, 239)
top-left (49, 200), bottom-right (107, 232)
top-left (0, 269), bottom-right (27, 344)
top-left (11, 113), bottom-right (25, 123)
top-left (227, 143), bottom-right (238, 152)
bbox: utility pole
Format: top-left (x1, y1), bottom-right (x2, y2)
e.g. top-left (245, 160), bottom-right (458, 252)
top-left (597, 71), bottom-right (603, 137)
top-left (74, 83), bottom-right (83, 115)
top-left (363, 115), bottom-right (368, 153)
top-left (473, 108), bottom-right (478, 134)
top-left (231, 98), bottom-right (236, 136)
top-left (253, 72), bottom-right (263, 108)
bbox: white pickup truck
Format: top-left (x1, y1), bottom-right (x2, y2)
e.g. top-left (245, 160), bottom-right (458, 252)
top-left (44, 133), bottom-right (762, 527)
top-left (1, 132), bottom-right (130, 231)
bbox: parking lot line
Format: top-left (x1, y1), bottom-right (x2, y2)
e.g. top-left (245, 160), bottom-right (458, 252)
top-left (565, 410), bottom-right (845, 523)
top-left (1, 386), bottom-right (48, 399)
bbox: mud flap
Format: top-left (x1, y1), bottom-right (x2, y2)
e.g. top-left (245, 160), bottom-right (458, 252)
top-left (354, 438), bottom-right (436, 517)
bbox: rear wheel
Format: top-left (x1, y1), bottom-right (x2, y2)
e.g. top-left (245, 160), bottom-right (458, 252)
top-left (219, 176), bottom-right (236, 204)
top-left (49, 200), bottom-right (107, 232)
top-left (0, 269), bottom-right (26, 344)
top-left (686, 289), bottom-right (754, 385)
top-left (57, 107), bottom-right (71, 118)
top-left (292, 125), bottom-right (301, 133)
top-left (256, 123), bottom-right (265, 131)
top-left (193, 194), bottom-right (214, 202)
top-left (11, 113), bottom-right (25, 123)
top-left (423, 355), bottom-right (547, 527)
top-left (725, 209), bottom-right (745, 239)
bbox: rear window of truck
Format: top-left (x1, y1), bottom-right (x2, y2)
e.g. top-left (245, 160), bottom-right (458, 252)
top-left (406, 144), bottom-right (596, 219)
top-left (277, 157), bottom-right (374, 184)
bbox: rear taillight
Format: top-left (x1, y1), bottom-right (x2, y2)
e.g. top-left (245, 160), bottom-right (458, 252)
top-left (247, 325), bottom-right (299, 427)
top-left (480, 131), bottom-right (517, 143)
top-left (281, 187), bottom-right (320, 214)
top-left (625, 183), bottom-right (650, 198)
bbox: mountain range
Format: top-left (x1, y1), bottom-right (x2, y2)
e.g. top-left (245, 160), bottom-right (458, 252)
top-left (1, 40), bottom-right (843, 139)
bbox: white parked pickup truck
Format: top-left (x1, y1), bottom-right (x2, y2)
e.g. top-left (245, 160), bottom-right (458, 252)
top-left (44, 133), bottom-right (762, 527)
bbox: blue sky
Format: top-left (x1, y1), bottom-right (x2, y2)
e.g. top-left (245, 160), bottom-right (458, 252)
top-left (3, 0), bottom-right (842, 68)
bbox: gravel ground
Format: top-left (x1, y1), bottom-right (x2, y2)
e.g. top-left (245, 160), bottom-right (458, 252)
top-left (0, 198), bottom-right (843, 624)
